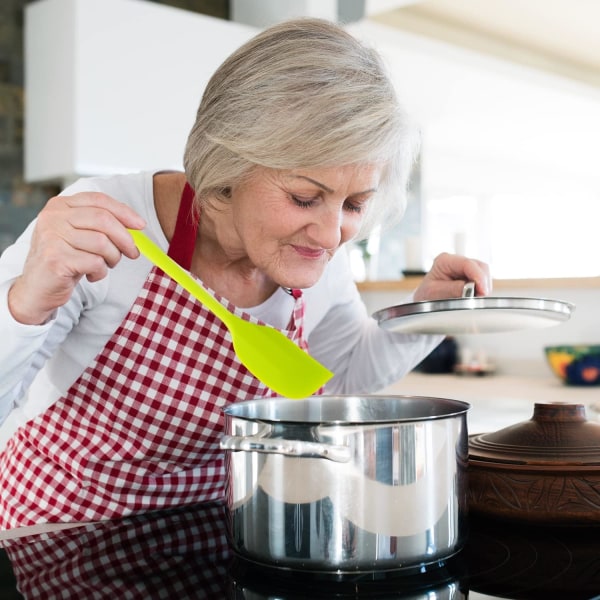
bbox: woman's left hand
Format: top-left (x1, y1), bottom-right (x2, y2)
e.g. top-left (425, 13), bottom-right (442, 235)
top-left (413, 253), bottom-right (492, 302)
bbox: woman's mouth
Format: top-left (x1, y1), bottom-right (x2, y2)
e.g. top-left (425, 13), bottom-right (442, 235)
top-left (292, 245), bottom-right (327, 259)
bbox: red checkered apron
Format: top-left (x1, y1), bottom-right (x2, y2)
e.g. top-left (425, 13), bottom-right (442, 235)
top-left (0, 183), bottom-right (311, 530)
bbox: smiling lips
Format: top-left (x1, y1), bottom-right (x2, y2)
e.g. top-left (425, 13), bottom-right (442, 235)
top-left (292, 245), bottom-right (327, 259)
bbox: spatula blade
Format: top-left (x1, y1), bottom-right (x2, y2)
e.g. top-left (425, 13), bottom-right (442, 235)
top-left (230, 318), bottom-right (333, 398)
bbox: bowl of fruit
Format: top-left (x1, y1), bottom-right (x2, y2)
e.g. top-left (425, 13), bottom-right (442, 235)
top-left (545, 344), bottom-right (600, 386)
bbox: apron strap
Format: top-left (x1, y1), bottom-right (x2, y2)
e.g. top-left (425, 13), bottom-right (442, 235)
top-left (167, 182), bottom-right (198, 270)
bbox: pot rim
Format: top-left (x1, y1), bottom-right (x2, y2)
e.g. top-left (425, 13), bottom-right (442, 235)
top-left (222, 394), bottom-right (470, 425)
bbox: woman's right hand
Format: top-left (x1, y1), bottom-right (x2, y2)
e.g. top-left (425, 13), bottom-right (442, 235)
top-left (7, 192), bottom-right (146, 325)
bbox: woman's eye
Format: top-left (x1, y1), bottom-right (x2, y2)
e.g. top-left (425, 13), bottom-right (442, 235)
top-left (292, 196), bottom-right (315, 209)
top-left (344, 201), bottom-right (364, 214)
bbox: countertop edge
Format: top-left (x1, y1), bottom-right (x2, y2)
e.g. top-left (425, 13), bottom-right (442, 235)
top-left (357, 276), bottom-right (600, 292)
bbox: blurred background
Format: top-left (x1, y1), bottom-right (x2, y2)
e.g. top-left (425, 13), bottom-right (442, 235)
top-left (1, 0), bottom-right (599, 374)
top-left (3, 0), bottom-right (598, 279)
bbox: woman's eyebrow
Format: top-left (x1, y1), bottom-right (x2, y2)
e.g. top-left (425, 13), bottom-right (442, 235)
top-left (292, 175), bottom-right (377, 196)
top-left (292, 175), bottom-right (334, 193)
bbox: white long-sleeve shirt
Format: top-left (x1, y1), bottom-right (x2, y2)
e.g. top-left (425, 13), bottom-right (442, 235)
top-left (0, 171), bottom-right (440, 441)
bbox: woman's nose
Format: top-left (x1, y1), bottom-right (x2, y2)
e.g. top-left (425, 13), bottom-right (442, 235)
top-left (306, 207), bottom-right (344, 249)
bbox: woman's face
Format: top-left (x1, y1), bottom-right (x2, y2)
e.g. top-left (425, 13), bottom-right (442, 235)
top-left (228, 163), bottom-right (381, 289)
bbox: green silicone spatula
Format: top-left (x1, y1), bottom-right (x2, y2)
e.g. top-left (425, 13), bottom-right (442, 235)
top-left (128, 229), bottom-right (333, 398)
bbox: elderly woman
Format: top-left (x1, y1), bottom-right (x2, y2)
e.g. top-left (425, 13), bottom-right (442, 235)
top-left (0, 18), bottom-right (490, 530)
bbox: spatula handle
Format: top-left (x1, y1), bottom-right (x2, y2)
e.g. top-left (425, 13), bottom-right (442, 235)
top-left (128, 229), bottom-right (231, 324)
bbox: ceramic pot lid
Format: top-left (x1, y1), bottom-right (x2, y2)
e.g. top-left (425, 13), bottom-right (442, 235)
top-left (468, 402), bottom-right (600, 467)
top-left (373, 296), bottom-right (574, 335)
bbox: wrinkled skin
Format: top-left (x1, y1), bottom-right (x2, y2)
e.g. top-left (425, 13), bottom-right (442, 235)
top-left (8, 193), bottom-right (145, 326)
top-left (414, 252), bottom-right (492, 302)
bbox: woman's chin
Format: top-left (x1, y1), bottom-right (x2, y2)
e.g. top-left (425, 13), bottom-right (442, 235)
top-left (273, 260), bottom-right (328, 291)
top-left (279, 273), bottom-right (322, 291)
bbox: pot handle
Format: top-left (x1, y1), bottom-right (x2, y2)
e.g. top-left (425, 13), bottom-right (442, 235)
top-left (220, 435), bottom-right (351, 463)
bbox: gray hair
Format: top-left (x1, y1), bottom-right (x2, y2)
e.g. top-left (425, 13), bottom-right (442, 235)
top-left (183, 17), bottom-right (419, 238)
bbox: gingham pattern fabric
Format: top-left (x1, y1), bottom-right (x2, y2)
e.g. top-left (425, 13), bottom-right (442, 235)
top-left (0, 242), bottom-right (308, 531)
top-left (3, 502), bottom-right (230, 599)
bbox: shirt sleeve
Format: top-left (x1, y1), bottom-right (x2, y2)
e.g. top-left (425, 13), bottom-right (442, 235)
top-left (306, 250), bottom-right (442, 394)
top-left (0, 224), bottom-right (56, 420)
top-left (0, 172), bottom-right (164, 430)
top-left (0, 178), bottom-right (113, 424)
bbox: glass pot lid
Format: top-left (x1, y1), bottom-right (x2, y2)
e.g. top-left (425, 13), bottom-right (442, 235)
top-left (373, 296), bottom-right (574, 335)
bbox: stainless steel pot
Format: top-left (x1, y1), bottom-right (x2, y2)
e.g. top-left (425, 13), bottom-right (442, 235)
top-left (221, 395), bottom-right (470, 573)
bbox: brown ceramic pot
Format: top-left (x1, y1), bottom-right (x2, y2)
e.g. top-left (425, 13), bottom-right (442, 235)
top-left (468, 402), bottom-right (600, 525)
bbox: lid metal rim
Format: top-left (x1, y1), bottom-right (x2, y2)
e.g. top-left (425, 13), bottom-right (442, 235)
top-left (374, 296), bottom-right (573, 323)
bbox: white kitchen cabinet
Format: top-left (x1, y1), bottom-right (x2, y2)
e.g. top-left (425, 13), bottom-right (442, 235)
top-left (24, 0), bottom-right (257, 184)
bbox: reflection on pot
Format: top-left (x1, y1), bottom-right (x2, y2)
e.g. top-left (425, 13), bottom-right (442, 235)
top-left (222, 395), bottom-right (470, 573)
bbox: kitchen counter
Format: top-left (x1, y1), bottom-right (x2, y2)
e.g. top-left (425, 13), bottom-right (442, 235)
top-left (379, 371), bottom-right (600, 435)
top-left (357, 276), bottom-right (600, 293)
top-left (1, 375), bottom-right (600, 598)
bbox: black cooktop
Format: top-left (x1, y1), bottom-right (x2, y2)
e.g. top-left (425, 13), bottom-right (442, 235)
top-left (1, 502), bottom-right (599, 599)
